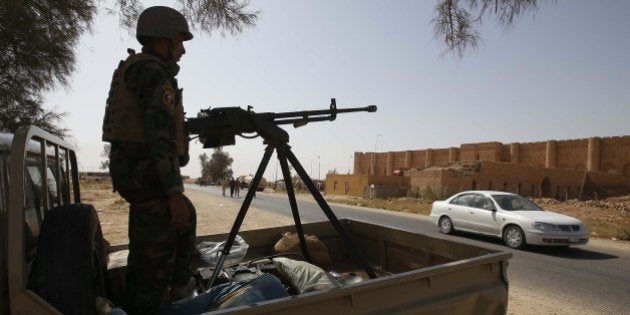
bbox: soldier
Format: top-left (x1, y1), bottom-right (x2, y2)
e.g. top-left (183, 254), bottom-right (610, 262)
top-left (102, 6), bottom-right (196, 315)
top-left (229, 177), bottom-right (235, 197)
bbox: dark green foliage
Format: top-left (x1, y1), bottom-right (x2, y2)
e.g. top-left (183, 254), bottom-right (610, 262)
top-left (0, 0), bottom-right (259, 138)
top-left (0, 0), bottom-right (94, 137)
top-left (432, 0), bottom-right (554, 57)
top-left (199, 148), bottom-right (233, 184)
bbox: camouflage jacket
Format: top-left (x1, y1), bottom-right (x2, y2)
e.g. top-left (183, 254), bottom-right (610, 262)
top-left (107, 47), bottom-right (185, 199)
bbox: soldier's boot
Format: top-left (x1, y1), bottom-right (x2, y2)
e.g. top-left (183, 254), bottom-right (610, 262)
top-left (170, 277), bottom-right (197, 302)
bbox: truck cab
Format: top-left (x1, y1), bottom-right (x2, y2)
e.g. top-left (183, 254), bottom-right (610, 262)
top-left (1, 126), bottom-right (107, 314)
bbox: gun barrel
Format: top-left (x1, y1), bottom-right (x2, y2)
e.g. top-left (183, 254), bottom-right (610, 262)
top-left (271, 105), bottom-right (376, 119)
top-left (271, 105), bottom-right (377, 126)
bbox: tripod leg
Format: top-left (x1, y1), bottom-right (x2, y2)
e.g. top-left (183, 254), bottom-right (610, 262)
top-left (205, 145), bottom-right (275, 290)
top-left (279, 145), bottom-right (377, 279)
top-left (277, 150), bottom-right (312, 263)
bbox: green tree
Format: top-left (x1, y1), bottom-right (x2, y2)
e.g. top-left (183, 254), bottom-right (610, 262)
top-left (199, 148), bottom-right (233, 184)
top-left (0, 1), bottom-right (93, 137)
top-left (0, 0), bottom-right (258, 137)
top-left (432, 0), bottom-right (554, 57)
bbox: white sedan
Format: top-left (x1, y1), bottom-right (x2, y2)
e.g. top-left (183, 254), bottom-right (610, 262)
top-left (429, 190), bottom-right (589, 249)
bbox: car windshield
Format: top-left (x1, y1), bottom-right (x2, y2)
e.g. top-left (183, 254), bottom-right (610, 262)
top-left (491, 194), bottom-right (542, 211)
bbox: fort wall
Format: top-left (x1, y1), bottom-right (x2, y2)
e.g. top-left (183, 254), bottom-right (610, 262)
top-left (336, 135), bottom-right (630, 198)
top-left (354, 135), bottom-right (630, 180)
top-left (403, 161), bottom-right (626, 200)
top-left (326, 174), bottom-right (409, 197)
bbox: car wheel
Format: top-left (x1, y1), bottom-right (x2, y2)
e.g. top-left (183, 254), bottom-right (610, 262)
top-left (503, 225), bottom-right (526, 249)
top-left (438, 216), bottom-right (454, 234)
top-left (32, 203), bottom-right (109, 314)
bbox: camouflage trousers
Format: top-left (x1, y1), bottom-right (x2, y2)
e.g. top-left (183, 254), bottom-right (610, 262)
top-left (123, 195), bottom-right (197, 315)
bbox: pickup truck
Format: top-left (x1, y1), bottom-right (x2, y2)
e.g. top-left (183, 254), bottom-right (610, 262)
top-left (1, 125), bottom-right (513, 314)
top-left (238, 175), bottom-right (267, 192)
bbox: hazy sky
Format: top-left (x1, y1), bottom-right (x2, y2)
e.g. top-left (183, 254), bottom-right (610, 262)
top-left (44, 0), bottom-right (630, 181)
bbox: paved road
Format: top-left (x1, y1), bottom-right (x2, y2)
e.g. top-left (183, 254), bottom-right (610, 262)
top-left (187, 184), bottom-right (630, 314)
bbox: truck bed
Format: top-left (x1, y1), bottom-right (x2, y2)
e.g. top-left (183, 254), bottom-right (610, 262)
top-left (109, 219), bottom-right (512, 314)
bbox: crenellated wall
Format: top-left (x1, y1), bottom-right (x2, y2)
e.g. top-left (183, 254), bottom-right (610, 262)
top-left (354, 135), bottom-right (630, 179)
top-left (599, 136), bottom-right (630, 176)
top-left (556, 139), bottom-right (588, 170)
top-left (337, 135), bottom-right (630, 198)
top-left (517, 141), bottom-right (546, 167)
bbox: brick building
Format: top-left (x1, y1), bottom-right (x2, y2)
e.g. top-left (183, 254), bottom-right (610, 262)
top-left (326, 136), bottom-right (630, 199)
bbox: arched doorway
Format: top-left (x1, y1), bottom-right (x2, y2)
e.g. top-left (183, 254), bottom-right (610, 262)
top-left (541, 177), bottom-right (552, 198)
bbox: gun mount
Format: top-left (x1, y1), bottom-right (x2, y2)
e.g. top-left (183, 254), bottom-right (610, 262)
top-left (187, 98), bottom-right (377, 148)
top-left (187, 98), bottom-right (378, 289)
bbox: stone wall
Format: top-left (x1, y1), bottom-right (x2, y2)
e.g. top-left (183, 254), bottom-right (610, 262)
top-left (325, 174), bottom-right (409, 197)
top-left (354, 135), bottom-right (630, 180)
top-left (363, 185), bottom-right (408, 199)
top-left (338, 135), bottom-right (630, 199)
top-left (600, 136), bottom-right (630, 176)
top-left (405, 161), bottom-right (627, 200)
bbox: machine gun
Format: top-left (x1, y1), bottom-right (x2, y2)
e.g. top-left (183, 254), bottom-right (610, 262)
top-left (187, 98), bottom-right (379, 290)
top-left (187, 98), bottom-right (376, 148)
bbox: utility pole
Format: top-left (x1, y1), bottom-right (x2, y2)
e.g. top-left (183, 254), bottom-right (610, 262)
top-left (274, 157), bottom-right (278, 188)
top-left (318, 156), bottom-right (321, 181)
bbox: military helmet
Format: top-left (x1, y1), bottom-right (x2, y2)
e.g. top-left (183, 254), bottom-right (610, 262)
top-left (136, 6), bottom-right (193, 44)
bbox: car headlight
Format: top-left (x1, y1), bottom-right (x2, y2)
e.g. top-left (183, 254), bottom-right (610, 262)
top-left (532, 222), bottom-right (559, 231)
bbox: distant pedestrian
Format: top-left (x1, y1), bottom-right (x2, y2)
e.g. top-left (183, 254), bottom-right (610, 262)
top-left (229, 178), bottom-right (235, 197)
top-left (235, 178), bottom-right (241, 197)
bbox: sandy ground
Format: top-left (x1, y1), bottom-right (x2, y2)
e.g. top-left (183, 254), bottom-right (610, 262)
top-left (92, 187), bottom-right (295, 246)
top-left (84, 183), bottom-right (628, 314)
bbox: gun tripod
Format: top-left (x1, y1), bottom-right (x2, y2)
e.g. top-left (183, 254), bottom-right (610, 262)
top-left (205, 141), bottom-right (377, 289)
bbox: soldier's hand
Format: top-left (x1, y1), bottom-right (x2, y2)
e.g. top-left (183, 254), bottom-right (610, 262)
top-left (168, 192), bottom-right (189, 229)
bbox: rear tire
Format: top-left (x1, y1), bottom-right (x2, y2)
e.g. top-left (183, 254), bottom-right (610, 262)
top-left (503, 225), bottom-right (526, 249)
top-left (438, 216), bottom-right (454, 234)
top-left (33, 203), bottom-right (109, 314)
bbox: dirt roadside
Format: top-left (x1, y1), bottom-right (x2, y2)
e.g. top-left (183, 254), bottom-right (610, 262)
top-left (83, 182), bottom-right (628, 314)
top-left (92, 186), bottom-right (295, 245)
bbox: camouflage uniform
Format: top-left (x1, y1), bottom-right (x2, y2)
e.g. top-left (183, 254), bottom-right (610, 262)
top-left (103, 46), bottom-right (196, 315)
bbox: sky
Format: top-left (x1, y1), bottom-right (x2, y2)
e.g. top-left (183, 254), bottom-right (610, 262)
top-left (44, 0), bottom-right (630, 182)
